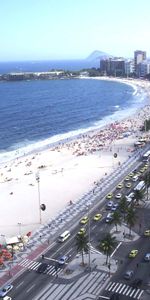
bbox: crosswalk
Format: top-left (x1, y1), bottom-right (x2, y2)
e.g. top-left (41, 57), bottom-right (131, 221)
top-left (105, 281), bottom-right (144, 299)
top-left (18, 258), bottom-right (62, 276)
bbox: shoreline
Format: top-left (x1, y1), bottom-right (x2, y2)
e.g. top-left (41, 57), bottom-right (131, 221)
top-left (0, 77), bottom-right (150, 240)
top-left (0, 77), bottom-right (148, 166)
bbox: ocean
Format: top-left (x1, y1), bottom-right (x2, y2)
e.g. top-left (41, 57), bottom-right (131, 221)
top-left (0, 60), bottom-right (148, 163)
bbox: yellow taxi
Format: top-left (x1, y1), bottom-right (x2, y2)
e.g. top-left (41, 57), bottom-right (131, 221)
top-left (80, 216), bottom-right (89, 225)
top-left (93, 213), bottom-right (102, 221)
top-left (129, 249), bottom-right (138, 258)
top-left (106, 193), bottom-right (113, 199)
top-left (125, 182), bottom-right (132, 188)
top-left (129, 172), bottom-right (134, 178)
top-left (125, 176), bottom-right (130, 181)
top-left (77, 228), bottom-right (86, 235)
top-left (117, 183), bottom-right (124, 189)
top-left (144, 229), bottom-right (150, 237)
top-left (135, 171), bottom-right (141, 177)
top-left (140, 168), bottom-right (145, 173)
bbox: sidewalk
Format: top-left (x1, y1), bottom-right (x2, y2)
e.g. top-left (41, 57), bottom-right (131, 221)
top-left (60, 224), bottom-right (140, 281)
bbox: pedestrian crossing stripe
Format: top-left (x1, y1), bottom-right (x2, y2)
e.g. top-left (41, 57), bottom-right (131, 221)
top-left (105, 281), bottom-right (144, 299)
top-left (18, 258), bottom-right (62, 276)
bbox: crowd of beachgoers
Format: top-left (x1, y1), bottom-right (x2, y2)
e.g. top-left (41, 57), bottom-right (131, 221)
top-left (0, 77), bottom-right (150, 240)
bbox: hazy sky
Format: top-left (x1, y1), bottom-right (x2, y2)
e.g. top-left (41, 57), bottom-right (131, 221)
top-left (0, 0), bottom-right (150, 61)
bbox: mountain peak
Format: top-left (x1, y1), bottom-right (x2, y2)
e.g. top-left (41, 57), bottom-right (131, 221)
top-left (86, 50), bottom-right (113, 61)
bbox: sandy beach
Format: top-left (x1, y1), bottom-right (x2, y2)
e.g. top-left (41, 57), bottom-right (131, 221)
top-left (0, 77), bottom-right (150, 239)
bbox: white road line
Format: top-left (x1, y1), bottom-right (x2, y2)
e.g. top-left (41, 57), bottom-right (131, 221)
top-left (110, 242), bottom-right (122, 257)
top-left (108, 282), bottom-right (116, 291)
top-left (137, 290), bottom-right (144, 299)
top-left (30, 262), bottom-right (40, 269)
top-left (122, 285), bottom-right (129, 295)
top-left (111, 282), bottom-right (120, 292)
top-left (105, 282), bottom-right (112, 290)
top-left (26, 284), bottom-right (36, 293)
top-left (16, 281), bottom-right (24, 289)
top-left (133, 289), bottom-right (140, 298)
top-left (130, 288), bottom-right (136, 297)
top-left (118, 284), bottom-right (127, 294)
top-left (115, 283), bottom-right (123, 293)
top-left (126, 287), bottom-right (133, 296)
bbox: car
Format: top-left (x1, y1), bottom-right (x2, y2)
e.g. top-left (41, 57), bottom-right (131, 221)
top-left (3, 297), bottom-right (12, 300)
top-left (111, 203), bottom-right (119, 211)
top-left (106, 213), bottom-right (113, 223)
top-left (132, 175), bottom-right (139, 182)
top-left (131, 278), bottom-right (143, 288)
top-left (124, 270), bottom-right (134, 280)
top-left (77, 227), bottom-right (86, 235)
top-left (144, 253), bottom-right (150, 261)
top-left (129, 249), bottom-right (138, 258)
top-left (37, 263), bottom-right (49, 273)
top-left (0, 284), bottom-right (13, 297)
top-left (125, 182), bottom-right (132, 188)
top-left (116, 183), bottom-right (123, 189)
top-left (129, 172), bottom-right (134, 177)
top-left (106, 193), bottom-right (113, 199)
top-left (58, 255), bottom-right (69, 265)
top-left (93, 213), bottom-right (102, 221)
top-left (136, 171), bottom-right (141, 177)
top-left (140, 168), bottom-right (145, 173)
top-left (125, 176), bottom-right (130, 181)
top-left (80, 216), bottom-right (89, 224)
top-left (106, 201), bottom-right (114, 210)
top-left (144, 229), bottom-right (150, 236)
top-left (115, 193), bottom-right (122, 199)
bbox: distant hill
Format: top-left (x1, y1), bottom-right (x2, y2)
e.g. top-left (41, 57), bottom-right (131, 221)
top-left (86, 50), bottom-right (113, 61)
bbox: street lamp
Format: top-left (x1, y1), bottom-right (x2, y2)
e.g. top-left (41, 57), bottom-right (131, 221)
top-left (17, 222), bottom-right (21, 237)
top-left (87, 202), bottom-right (91, 270)
top-left (36, 172), bottom-right (42, 224)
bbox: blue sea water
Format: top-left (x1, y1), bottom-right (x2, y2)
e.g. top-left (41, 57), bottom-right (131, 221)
top-left (0, 60), bottom-right (148, 163)
top-left (0, 59), bottom-right (99, 74)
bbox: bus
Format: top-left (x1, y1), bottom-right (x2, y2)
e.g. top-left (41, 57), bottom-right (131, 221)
top-left (142, 150), bottom-right (150, 162)
top-left (134, 180), bottom-right (145, 192)
top-left (58, 230), bottom-right (71, 242)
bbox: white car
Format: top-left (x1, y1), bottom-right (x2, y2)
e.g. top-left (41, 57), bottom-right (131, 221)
top-left (144, 253), bottom-right (150, 261)
top-left (115, 193), bottom-right (122, 199)
top-left (106, 201), bottom-right (114, 210)
top-left (106, 213), bottom-right (113, 223)
top-left (58, 255), bottom-right (69, 265)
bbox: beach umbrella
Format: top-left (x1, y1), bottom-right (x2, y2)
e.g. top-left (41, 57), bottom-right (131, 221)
top-left (26, 231), bottom-right (32, 237)
top-left (6, 245), bottom-right (12, 250)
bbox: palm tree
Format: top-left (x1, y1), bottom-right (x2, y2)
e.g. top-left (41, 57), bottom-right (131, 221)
top-left (119, 196), bottom-right (128, 221)
top-left (76, 233), bottom-right (89, 266)
top-left (125, 207), bottom-right (137, 236)
top-left (99, 233), bottom-right (116, 264)
top-left (143, 172), bottom-right (150, 201)
top-left (111, 210), bottom-right (122, 232)
top-left (133, 189), bottom-right (144, 206)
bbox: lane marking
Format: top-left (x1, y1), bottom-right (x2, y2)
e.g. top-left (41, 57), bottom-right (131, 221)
top-left (110, 241), bottom-right (122, 257)
top-left (16, 281), bottom-right (24, 289)
top-left (26, 284), bottom-right (36, 293)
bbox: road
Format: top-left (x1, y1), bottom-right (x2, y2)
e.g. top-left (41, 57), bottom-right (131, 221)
top-left (5, 145), bottom-right (150, 299)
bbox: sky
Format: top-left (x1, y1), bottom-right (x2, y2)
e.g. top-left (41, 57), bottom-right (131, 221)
top-left (0, 0), bottom-right (150, 61)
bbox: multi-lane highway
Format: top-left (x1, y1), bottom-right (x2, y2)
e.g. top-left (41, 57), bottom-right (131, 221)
top-left (4, 145), bottom-right (150, 299)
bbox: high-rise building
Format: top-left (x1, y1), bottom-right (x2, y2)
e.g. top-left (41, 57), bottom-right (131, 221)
top-left (100, 57), bottom-right (125, 76)
top-left (134, 50), bottom-right (146, 76)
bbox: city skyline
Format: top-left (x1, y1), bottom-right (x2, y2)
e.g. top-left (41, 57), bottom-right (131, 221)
top-left (0, 0), bottom-right (150, 61)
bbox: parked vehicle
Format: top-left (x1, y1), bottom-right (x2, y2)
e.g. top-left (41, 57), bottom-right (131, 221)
top-left (124, 270), bottom-right (134, 280)
top-left (37, 263), bottom-right (49, 273)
